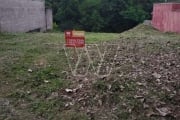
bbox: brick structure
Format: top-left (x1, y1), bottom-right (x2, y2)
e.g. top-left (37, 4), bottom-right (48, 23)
top-left (0, 0), bottom-right (53, 33)
top-left (152, 3), bottom-right (180, 33)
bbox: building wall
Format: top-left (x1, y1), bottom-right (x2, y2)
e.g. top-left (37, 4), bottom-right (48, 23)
top-left (152, 3), bottom-right (180, 33)
top-left (46, 9), bottom-right (53, 30)
top-left (0, 0), bottom-right (49, 32)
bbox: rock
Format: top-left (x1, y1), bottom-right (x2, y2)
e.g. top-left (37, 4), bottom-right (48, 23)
top-left (152, 72), bottom-right (161, 79)
top-left (156, 107), bottom-right (172, 116)
top-left (28, 68), bottom-right (33, 72)
top-left (143, 20), bottom-right (152, 26)
top-left (78, 84), bottom-right (83, 89)
top-left (44, 80), bottom-right (49, 83)
top-left (65, 102), bottom-right (74, 107)
top-left (137, 82), bottom-right (146, 86)
top-left (65, 89), bottom-right (73, 93)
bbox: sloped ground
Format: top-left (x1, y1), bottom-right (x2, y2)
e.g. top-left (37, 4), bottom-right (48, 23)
top-left (60, 25), bottom-right (180, 120)
top-left (0, 25), bottom-right (180, 120)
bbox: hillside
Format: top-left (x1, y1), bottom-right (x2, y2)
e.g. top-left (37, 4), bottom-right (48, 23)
top-left (0, 25), bottom-right (180, 120)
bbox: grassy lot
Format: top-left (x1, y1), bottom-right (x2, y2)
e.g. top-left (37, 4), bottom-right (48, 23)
top-left (0, 25), bottom-right (180, 120)
top-left (0, 31), bottom-right (119, 120)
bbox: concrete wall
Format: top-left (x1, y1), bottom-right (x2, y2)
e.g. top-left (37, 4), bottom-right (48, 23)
top-left (0, 0), bottom-right (50, 33)
top-left (45, 9), bottom-right (53, 30)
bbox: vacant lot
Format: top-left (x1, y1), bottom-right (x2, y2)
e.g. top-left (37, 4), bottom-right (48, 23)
top-left (0, 25), bottom-right (180, 120)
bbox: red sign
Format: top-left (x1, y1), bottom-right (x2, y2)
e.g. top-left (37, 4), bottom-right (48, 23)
top-left (65, 31), bottom-right (85, 47)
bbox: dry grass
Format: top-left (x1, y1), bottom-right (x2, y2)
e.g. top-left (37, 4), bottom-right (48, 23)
top-left (0, 25), bottom-right (180, 120)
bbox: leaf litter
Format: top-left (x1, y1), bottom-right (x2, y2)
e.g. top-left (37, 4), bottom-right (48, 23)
top-left (59, 36), bottom-right (180, 119)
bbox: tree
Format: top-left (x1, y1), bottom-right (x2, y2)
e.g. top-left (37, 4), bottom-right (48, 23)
top-left (121, 0), bottom-right (148, 22)
top-left (99, 0), bottom-right (138, 32)
top-left (54, 0), bottom-right (82, 30)
top-left (45, 0), bottom-right (165, 32)
top-left (79, 0), bottom-right (104, 31)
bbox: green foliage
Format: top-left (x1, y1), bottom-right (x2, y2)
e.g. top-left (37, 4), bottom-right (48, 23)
top-left (79, 0), bottom-right (103, 31)
top-left (45, 0), bottom-right (164, 32)
top-left (93, 80), bottom-right (108, 93)
top-left (99, 0), bottom-right (133, 32)
top-left (54, 0), bottom-right (82, 30)
top-left (52, 22), bottom-right (59, 31)
top-left (121, 5), bottom-right (149, 22)
top-left (45, 0), bottom-right (52, 8)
